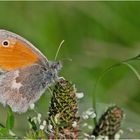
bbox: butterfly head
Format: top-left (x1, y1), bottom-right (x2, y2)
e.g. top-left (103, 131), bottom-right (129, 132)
top-left (44, 60), bottom-right (62, 86)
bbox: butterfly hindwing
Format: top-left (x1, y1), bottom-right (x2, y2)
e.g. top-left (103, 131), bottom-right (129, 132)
top-left (0, 64), bottom-right (50, 113)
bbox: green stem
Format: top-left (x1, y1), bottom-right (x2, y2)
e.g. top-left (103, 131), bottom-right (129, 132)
top-left (92, 54), bottom-right (140, 125)
top-left (122, 62), bottom-right (140, 81)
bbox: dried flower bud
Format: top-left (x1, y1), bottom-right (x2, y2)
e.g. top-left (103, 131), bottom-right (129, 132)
top-left (48, 79), bottom-right (80, 139)
top-left (92, 105), bottom-right (124, 139)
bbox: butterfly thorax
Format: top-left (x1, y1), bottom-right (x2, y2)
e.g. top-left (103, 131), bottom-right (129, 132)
top-left (42, 60), bottom-right (62, 87)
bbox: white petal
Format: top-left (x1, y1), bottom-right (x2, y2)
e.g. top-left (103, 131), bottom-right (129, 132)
top-left (76, 92), bottom-right (84, 99)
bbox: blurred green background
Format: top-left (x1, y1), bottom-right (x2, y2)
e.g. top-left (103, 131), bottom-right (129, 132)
top-left (0, 1), bottom-right (140, 138)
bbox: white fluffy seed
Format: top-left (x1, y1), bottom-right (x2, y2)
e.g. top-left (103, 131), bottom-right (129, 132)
top-left (82, 114), bottom-right (89, 120)
top-left (86, 108), bottom-right (95, 116)
top-left (114, 133), bottom-right (121, 140)
top-left (43, 120), bottom-right (47, 126)
top-left (30, 103), bottom-right (35, 110)
top-left (88, 125), bottom-right (93, 130)
top-left (82, 123), bottom-right (88, 127)
top-left (72, 121), bottom-right (77, 128)
top-left (39, 125), bottom-right (44, 130)
top-left (90, 112), bottom-right (96, 119)
top-left (37, 113), bottom-right (42, 124)
top-left (76, 92), bottom-right (84, 99)
top-left (48, 124), bottom-right (53, 131)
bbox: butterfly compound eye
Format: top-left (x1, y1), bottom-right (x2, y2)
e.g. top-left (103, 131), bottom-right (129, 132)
top-left (2, 40), bottom-right (10, 47)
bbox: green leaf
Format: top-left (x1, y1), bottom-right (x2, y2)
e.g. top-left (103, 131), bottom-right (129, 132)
top-left (0, 127), bottom-right (9, 136)
top-left (6, 107), bottom-right (15, 130)
top-left (28, 117), bottom-right (37, 131)
top-left (0, 123), bottom-right (5, 128)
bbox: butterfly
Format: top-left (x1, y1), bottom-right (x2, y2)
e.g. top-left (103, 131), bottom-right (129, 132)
top-left (0, 29), bottom-right (62, 113)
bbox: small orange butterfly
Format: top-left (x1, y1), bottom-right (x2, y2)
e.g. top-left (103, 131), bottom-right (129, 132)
top-left (0, 29), bottom-right (62, 113)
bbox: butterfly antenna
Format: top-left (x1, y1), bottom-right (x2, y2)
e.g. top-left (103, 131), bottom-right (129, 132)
top-left (55, 40), bottom-right (65, 60)
top-left (61, 58), bottom-right (73, 62)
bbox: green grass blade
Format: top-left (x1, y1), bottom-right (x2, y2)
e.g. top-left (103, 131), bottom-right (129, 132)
top-left (122, 62), bottom-right (140, 81)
